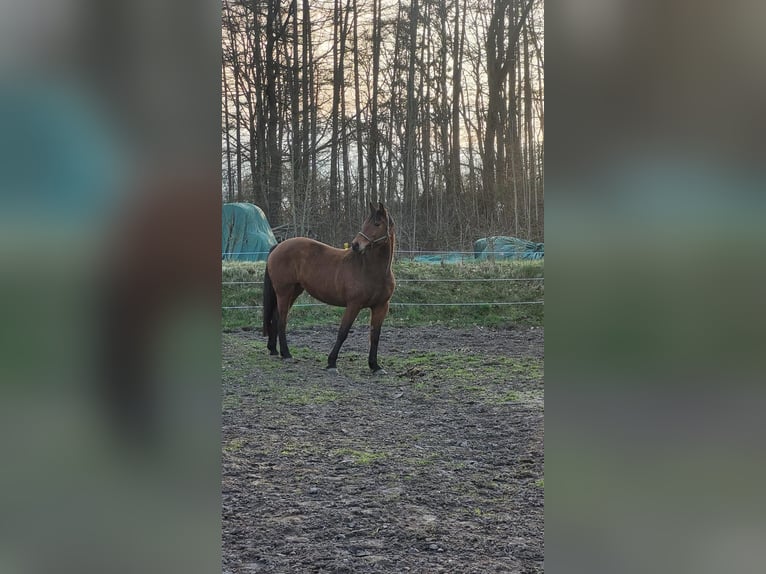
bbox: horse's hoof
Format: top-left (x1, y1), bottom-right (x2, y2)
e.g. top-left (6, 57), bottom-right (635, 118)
top-left (326, 367), bottom-right (339, 375)
top-left (372, 368), bottom-right (388, 376)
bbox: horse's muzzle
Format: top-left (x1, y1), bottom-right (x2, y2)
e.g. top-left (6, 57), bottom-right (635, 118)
top-left (351, 241), bottom-right (364, 253)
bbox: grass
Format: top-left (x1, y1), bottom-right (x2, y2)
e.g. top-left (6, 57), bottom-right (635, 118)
top-left (222, 331), bottom-right (543, 411)
top-left (223, 330), bottom-right (543, 407)
top-left (281, 386), bottom-right (340, 405)
top-left (334, 448), bottom-right (388, 465)
top-left (224, 437), bottom-right (246, 453)
top-left (383, 351), bottom-right (544, 385)
top-left (222, 394), bottom-right (242, 409)
top-left (222, 258), bottom-right (543, 330)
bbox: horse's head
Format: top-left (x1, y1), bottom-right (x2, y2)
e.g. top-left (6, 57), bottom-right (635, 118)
top-left (352, 202), bottom-right (394, 254)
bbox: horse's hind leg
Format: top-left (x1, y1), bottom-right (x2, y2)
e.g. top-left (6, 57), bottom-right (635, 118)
top-left (368, 302), bottom-right (390, 374)
top-left (276, 299), bottom-right (292, 360)
top-left (327, 305), bottom-right (362, 371)
top-left (263, 264), bottom-right (279, 355)
top-left (277, 284), bottom-right (303, 360)
top-left (266, 307), bottom-right (278, 355)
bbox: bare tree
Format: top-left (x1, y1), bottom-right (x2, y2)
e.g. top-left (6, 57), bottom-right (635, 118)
top-left (221, 0), bottom-right (545, 248)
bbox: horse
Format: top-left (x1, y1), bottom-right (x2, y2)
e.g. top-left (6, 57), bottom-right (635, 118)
top-left (263, 202), bottom-right (396, 374)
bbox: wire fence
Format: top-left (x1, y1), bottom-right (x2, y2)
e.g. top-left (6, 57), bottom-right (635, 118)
top-left (222, 278), bottom-right (543, 310)
top-left (222, 250), bottom-right (543, 257)
top-left (222, 256), bottom-right (543, 313)
top-left (223, 277), bottom-right (543, 285)
top-left (223, 301), bottom-right (543, 310)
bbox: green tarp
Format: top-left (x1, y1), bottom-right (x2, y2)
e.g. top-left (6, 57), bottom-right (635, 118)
top-left (222, 203), bottom-right (277, 261)
top-left (411, 253), bottom-right (474, 264)
top-left (411, 236), bottom-right (544, 263)
top-left (474, 236), bottom-right (544, 260)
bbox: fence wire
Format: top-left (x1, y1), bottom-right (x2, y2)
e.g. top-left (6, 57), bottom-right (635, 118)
top-left (222, 250), bottom-right (543, 257)
top-left (222, 261), bottom-right (543, 310)
top-left (223, 277), bottom-right (543, 285)
top-left (223, 301), bottom-right (543, 310)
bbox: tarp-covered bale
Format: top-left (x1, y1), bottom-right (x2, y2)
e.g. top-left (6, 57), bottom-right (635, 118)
top-left (412, 253), bottom-right (474, 264)
top-left (222, 203), bottom-right (277, 261)
top-left (474, 236), bottom-right (544, 260)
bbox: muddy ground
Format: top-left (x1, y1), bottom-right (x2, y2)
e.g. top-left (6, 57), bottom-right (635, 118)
top-left (222, 325), bottom-right (544, 573)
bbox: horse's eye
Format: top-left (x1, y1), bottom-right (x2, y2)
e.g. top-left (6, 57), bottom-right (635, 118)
top-left (374, 222), bottom-right (381, 227)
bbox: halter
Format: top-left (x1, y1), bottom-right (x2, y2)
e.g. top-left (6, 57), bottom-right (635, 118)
top-left (355, 213), bottom-right (394, 274)
top-left (356, 230), bottom-right (389, 245)
top-left (355, 216), bottom-right (390, 246)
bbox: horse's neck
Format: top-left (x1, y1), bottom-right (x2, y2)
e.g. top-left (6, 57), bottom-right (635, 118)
top-left (364, 235), bottom-right (394, 276)
top-left (386, 235), bottom-right (395, 274)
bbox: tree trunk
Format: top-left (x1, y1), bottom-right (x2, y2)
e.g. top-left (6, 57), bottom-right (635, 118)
top-left (450, 0), bottom-right (466, 209)
top-left (222, 57), bottom-right (234, 202)
top-left (369, 0), bottom-right (381, 202)
top-left (290, 0), bottom-right (301, 233)
top-left (403, 0), bottom-right (419, 248)
top-left (340, 0), bottom-right (352, 237)
top-left (353, 0), bottom-right (364, 222)
top-left (329, 0), bottom-right (341, 237)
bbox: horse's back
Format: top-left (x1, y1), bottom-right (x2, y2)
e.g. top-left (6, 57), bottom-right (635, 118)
top-left (268, 237), bottom-right (344, 280)
top-left (268, 237), bottom-right (355, 306)
top-left (270, 237), bottom-right (343, 263)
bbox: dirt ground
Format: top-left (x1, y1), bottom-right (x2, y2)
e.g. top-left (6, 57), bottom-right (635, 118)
top-left (222, 324), bottom-right (544, 573)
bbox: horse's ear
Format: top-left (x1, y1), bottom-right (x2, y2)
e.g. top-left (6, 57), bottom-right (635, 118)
top-left (378, 202), bottom-right (385, 213)
top-left (369, 202), bottom-right (376, 214)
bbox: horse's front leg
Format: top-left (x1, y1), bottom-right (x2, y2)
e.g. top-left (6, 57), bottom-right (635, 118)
top-left (368, 302), bottom-right (390, 374)
top-left (327, 305), bottom-right (361, 372)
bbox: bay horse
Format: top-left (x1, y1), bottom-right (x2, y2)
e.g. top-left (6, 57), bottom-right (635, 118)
top-left (263, 202), bottom-right (396, 374)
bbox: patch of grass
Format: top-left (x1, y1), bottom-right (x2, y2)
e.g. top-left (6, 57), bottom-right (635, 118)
top-left (535, 478), bottom-right (544, 489)
top-left (279, 441), bottom-right (321, 456)
top-left (222, 394), bottom-right (242, 409)
top-left (224, 437), bottom-right (246, 453)
top-left (335, 448), bottom-right (388, 465)
top-left (222, 259), bottom-right (543, 330)
top-left (222, 332), bottom-right (543, 409)
top-left (388, 351), bottom-right (543, 385)
top-left (282, 386), bottom-right (340, 405)
top-left (223, 334), bottom-right (343, 405)
top-left (245, 346), bottom-right (328, 376)
top-left (405, 453), bottom-right (441, 467)
top-left (487, 389), bottom-right (546, 406)
top-left (382, 349), bottom-right (543, 405)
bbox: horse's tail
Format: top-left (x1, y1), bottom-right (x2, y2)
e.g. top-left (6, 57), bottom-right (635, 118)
top-left (262, 246), bottom-right (278, 336)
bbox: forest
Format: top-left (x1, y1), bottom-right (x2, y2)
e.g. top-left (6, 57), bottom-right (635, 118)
top-left (222, 0), bottom-right (543, 250)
